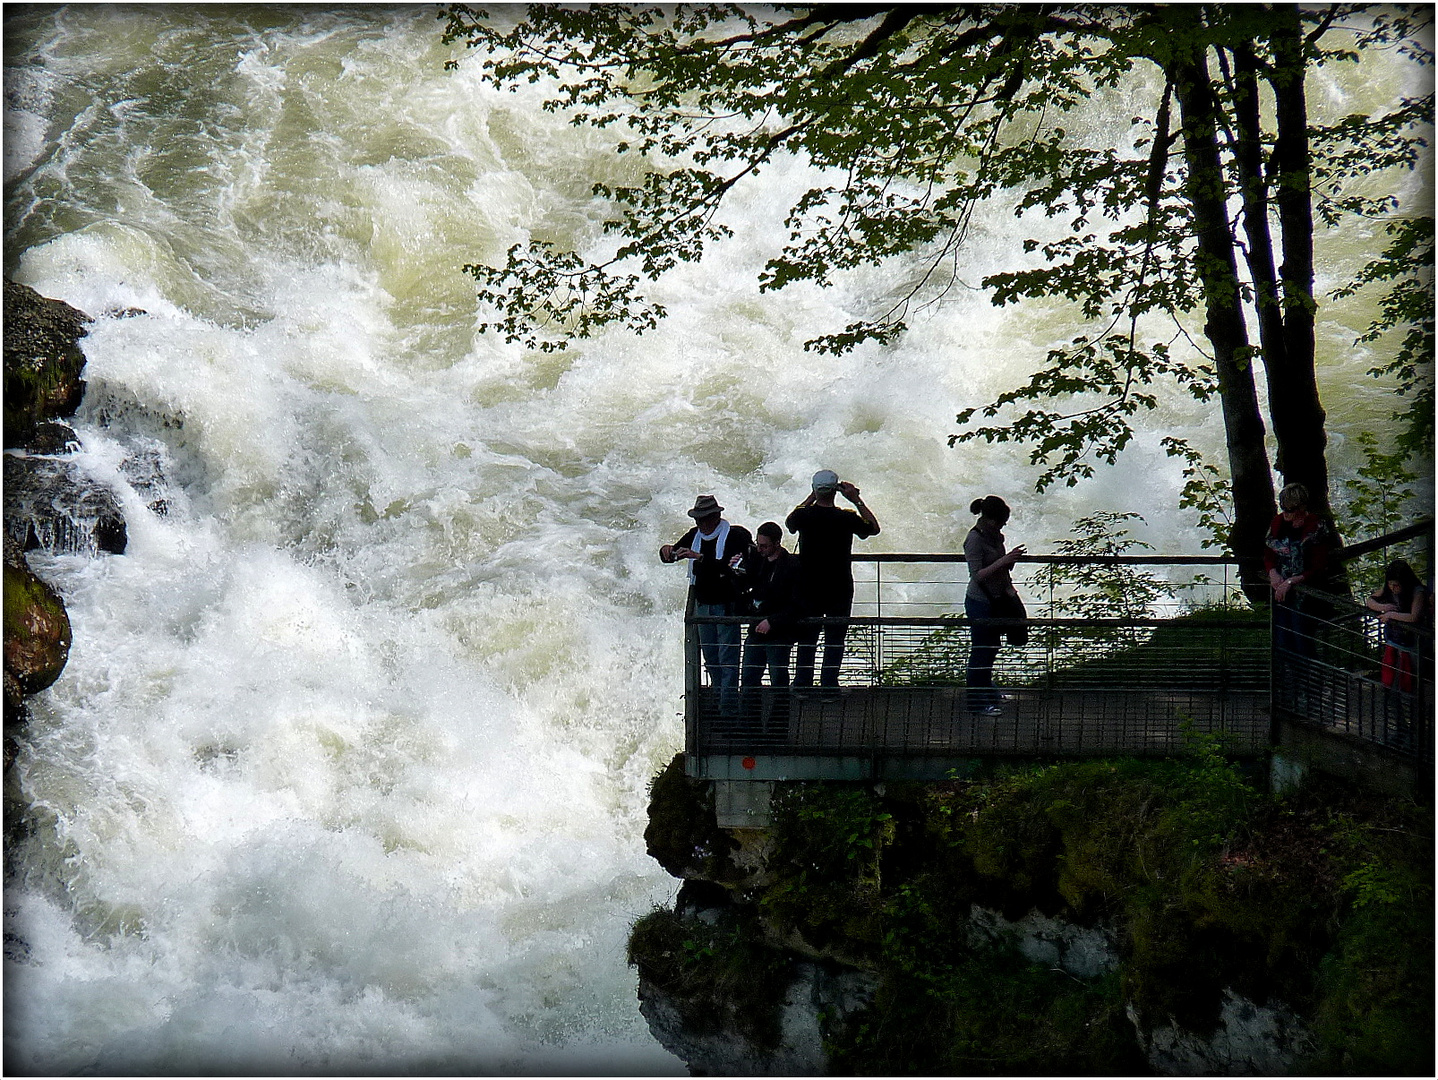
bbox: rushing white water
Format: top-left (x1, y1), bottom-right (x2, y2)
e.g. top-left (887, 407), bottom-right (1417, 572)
top-left (2, 7), bottom-right (1428, 1075)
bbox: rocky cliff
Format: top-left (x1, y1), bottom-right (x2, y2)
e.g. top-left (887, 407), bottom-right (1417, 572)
top-left (2, 283), bottom-right (134, 843)
top-left (630, 750), bottom-right (1432, 1075)
top-left (2, 281), bottom-right (93, 743)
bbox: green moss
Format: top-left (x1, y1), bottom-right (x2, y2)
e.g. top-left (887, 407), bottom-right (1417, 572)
top-left (3, 560), bottom-right (72, 694)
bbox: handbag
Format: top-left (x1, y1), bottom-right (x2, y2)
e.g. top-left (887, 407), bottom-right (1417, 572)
top-left (991, 591), bottom-right (1029, 646)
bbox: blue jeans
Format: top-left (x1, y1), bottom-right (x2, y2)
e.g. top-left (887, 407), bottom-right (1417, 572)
top-left (695, 602), bottom-right (740, 712)
top-left (966, 594), bottom-right (1002, 710)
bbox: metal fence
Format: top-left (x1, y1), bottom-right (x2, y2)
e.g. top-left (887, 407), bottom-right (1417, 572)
top-left (1271, 587), bottom-right (1434, 763)
top-left (686, 554), bottom-right (1269, 761)
top-left (851, 553), bottom-right (1245, 621)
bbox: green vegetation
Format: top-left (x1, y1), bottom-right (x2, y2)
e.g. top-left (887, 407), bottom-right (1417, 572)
top-left (642, 752), bottom-right (737, 883)
top-left (1032, 512), bottom-right (1173, 620)
top-left (3, 558), bottom-right (71, 695)
top-left (881, 511), bottom-right (1267, 689)
top-left (881, 604), bottom-right (1267, 691)
top-left (630, 750), bottom-right (1433, 1074)
top-left (628, 905), bottom-right (796, 1051)
top-left (759, 785), bottom-right (894, 953)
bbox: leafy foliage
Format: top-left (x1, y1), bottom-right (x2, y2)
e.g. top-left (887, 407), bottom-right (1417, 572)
top-left (761, 784), bottom-right (894, 950)
top-left (440, 4), bottom-right (1433, 567)
top-left (1161, 436), bottom-right (1235, 551)
top-left (1032, 511), bottom-right (1169, 620)
top-left (1332, 215), bottom-right (1436, 457)
top-left (633, 752), bottom-right (1433, 1074)
top-left (1334, 430), bottom-right (1427, 593)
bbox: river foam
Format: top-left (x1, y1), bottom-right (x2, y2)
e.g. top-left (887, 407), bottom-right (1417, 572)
top-left (2, 6), bottom-right (1426, 1074)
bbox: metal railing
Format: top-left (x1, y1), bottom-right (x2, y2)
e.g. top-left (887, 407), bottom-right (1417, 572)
top-left (683, 522), bottom-right (1435, 779)
top-left (685, 553), bottom-right (1268, 762)
top-left (852, 552), bottom-right (1243, 622)
top-left (1271, 586), bottom-right (1434, 763)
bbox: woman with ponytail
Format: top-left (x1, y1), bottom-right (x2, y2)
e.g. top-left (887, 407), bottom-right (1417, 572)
top-left (964, 495), bottom-right (1026, 716)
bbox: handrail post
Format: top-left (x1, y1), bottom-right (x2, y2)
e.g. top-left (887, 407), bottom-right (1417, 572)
top-left (871, 560), bottom-right (882, 676)
top-left (1268, 595), bottom-right (1278, 748)
top-left (683, 587), bottom-right (700, 755)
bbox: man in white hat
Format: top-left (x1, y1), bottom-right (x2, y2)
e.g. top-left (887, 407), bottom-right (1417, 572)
top-left (660, 495), bottom-right (753, 712)
top-left (786, 471), bottom-right (881, 688)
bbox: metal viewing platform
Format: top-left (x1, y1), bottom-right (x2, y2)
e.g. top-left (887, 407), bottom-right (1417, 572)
top-left (684, 553), bottom-right (1269, 781)
top-left (682, 534), bottom-right (1434, 786)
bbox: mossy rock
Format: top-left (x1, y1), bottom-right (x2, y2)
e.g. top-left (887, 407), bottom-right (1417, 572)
top-left (629, 906), bottom-right (796, 1052)
top-left (4, 280), bottom-right (90, 449)
top-left (3, 535), bottom-right (71, 713)
top-left (644, 753), bottom-right (739, 883)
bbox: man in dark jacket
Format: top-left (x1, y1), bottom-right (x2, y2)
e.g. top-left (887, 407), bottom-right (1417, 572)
top-left (660, 494), bottom-right (753, 711)
top-left (786, 470), bottom-right (881, 688)
top-left (738, 521), bottom-right (803, 690)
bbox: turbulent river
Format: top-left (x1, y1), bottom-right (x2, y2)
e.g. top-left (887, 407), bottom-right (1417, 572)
top-left (2, 6), bottom-right (1427, 1075)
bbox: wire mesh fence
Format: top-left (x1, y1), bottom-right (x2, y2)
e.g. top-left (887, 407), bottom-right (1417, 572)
top-left (686, 554), bottom-right (1268, 760)
top-left (1271, 587), bottom-right (1434, 763)
top-left (850, 553), bottom-right (1246, 621)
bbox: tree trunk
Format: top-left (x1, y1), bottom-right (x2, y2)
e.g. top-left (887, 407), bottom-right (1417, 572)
top-left (1169, 41), bottom-right (1276, 594)
top-left (1229, 43), bottom-right (1292, 460)
top-left (1268, 4), bottom-right (1334, 522)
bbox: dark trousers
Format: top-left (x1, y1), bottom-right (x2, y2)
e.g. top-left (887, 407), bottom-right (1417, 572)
top-left (966, 594), bottom-right (1002, 710)
top-left (794, 591), bottom-right (853, 688)
top-left (742, 635), bottom-right (793, 732)
top-left (742, 636), bottom-right (793, 689)
top-left (1273, 598), bottom-right (1316, 659)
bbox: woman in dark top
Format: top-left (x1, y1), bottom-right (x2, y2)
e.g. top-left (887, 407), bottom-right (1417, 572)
top-left (1366, 559), bottom-right (1428, 693)
top-left (964, 495), bottom-right (1026, 716)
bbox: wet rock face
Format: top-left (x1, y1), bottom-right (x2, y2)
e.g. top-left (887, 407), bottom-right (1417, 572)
top-left (3, 280), bottom-right (90, 450)
top-left (1130, 991), bottom-right (1317, 1076)
top-left (4, 453), bottom-right (127, 556)
top-left (3, 534), bottom-right (71, 719)
top-left (638, 961), bottom-right (878, 1077)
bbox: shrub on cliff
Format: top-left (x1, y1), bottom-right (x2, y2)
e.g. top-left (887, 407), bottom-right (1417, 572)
top-left (759, 784), bottom-right (894, 955)
top-left (837, 759), bottom-right (1431, 1074)
top-left (643, 753), bottom-right (736, 883)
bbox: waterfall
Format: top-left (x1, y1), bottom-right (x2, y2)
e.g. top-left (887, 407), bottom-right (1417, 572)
top-left (2, 6), bottom-right (1422, 1074)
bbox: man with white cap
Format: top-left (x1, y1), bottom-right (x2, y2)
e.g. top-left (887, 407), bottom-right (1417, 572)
top-left (785, 471), bottom-right (881, 688)
top-left (660, 495), bottom-right (753, 712)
